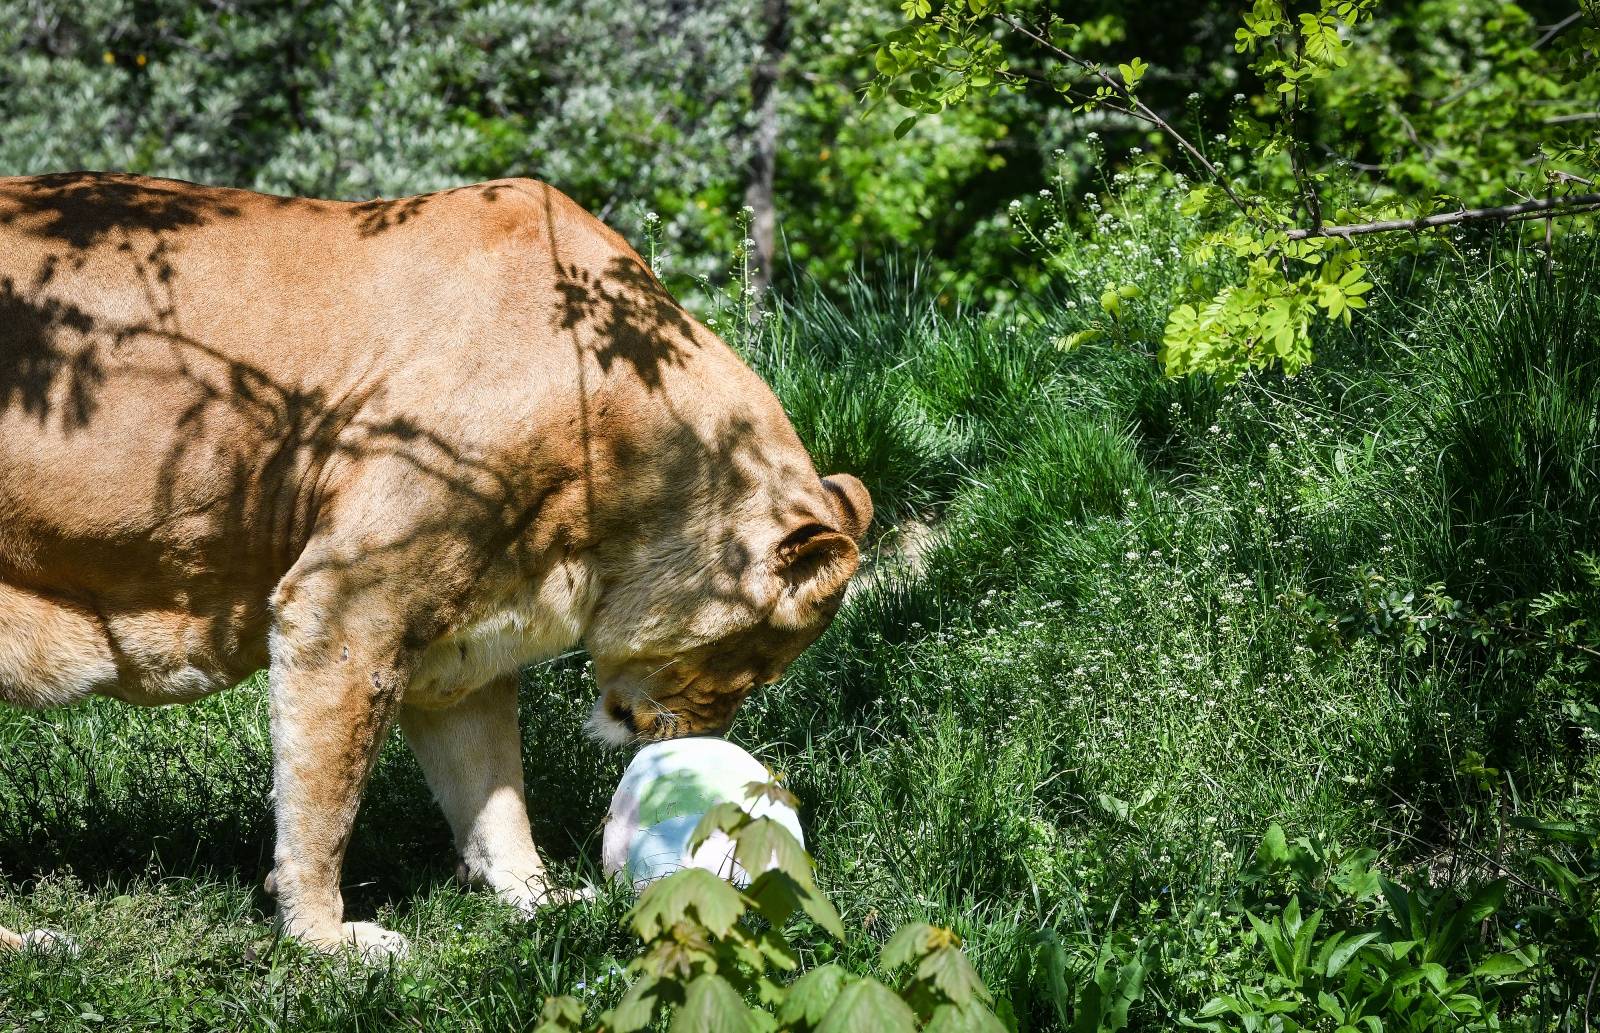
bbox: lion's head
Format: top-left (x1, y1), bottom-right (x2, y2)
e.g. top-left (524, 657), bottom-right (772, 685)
top-left (583, 472), bottom-right (872, 744)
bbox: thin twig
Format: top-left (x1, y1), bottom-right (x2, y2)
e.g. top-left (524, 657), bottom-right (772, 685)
top-left (1283, 59), bottom-right (1323, 227)
top-left (997, 13), bottom-right (1257, 221)
top-left (1437, 11), bottom-right (1584, 109)
top-left (1283, 191), bottom-right (1600, 240)
top-left (1496, 621), bottom-right (1600, 661)
top-left (1584, 960), bottom-right (1595, 1033)
top-left (1545, 193), bottom-right (1556, 275)
top-left (1318, 143), bottom-right (1394, 172)
top-left (1535, 10), bottom-right (1586, 49)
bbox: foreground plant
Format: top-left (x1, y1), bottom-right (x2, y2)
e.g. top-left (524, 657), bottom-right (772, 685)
top-left (535, 795), bottom-right (1005, 1032)
top-left (1181, 825), bottom-right (1542, 1033)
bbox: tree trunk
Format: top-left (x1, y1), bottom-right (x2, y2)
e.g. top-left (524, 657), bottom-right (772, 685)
top-left (743, 0), bottom-right (789, 296)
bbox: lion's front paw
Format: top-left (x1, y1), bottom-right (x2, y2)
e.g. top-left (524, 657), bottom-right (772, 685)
top-left (340, 922), bottom-right (411, 961)
top-left (501, 880), bottom-right (597, 917)
top-left (291, 920), bottom-right (411, 962)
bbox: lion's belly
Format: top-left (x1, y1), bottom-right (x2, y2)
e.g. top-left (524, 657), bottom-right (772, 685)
top-left (94, 605), bottom-right (268, 705)
top-left (0, 576), bottom-right (265, 709)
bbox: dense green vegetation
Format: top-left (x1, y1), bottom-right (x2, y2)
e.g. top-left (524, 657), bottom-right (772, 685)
top-left (3, 0), bottom-right (1599, 1029)
top-left (4, 202), bottom-right (1598, 1026)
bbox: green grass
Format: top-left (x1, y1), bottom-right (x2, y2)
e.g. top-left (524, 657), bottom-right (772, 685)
top-left (3, 235), bottom-right (1598, 1030)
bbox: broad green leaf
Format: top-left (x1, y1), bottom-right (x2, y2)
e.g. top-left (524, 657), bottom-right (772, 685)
top-left (1473, 953), bottom-right (1531, 978)
top-left (1509, 817), bottom-right (1599, 845)
top-left (925, 1000), bottom-right (1008, 1033)
top-left (1323, 931), bottom-right (1381, 977)
top-left (745, 869), bottom-right (804, 928)
top-left (1099, 954), bottom-right (1146, 1030)
top-left (816, 977), bottom-right (919, 1033)
top-left (797, 879), bottom-right (847, 942)
top-left (691, 803), bottom-right (751, 851)
top-left (916, 945), bottom-right (992, 1007)
top-left (1072, 979), bottom-right (1105, 1033)
top-left (1418, 962), bottom-right (1449, 992)
top-left (532, 995), bottom-right (585, 1033)
top-left (733, 817), bottom-right (811, 883)
top-left (755, 927), bottom-right (799, 972)
top-left (629, 868), bottom-right (746, 940)
top-left (1256, 824), bottom-right (1291, 867)
top-left (606, 974), bottom-right (671, 1033)
top-left (1465, 879), bottom-right (1506, 923)
top-left (882, 922), bottom-right (939, 969)
top-left (1290, 908), bottom-right (1324, 973)
top-left (672, 974), bottom-right (759, 1033)
top-left (778, 965), bottom-right (851, 1032)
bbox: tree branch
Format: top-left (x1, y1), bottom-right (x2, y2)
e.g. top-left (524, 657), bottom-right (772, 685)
top-left (997, 13), bottom-right (1257, 221)
top-left (1283, 191), bottom-right (1600, 240)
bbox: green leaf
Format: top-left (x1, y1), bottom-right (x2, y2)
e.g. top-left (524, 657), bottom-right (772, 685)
top-left (1323, 931), bottom-right (1381, 977)
top-left (882, 922), bottom-right (939, 969)
top-left (1465, 879), bottom-right (1506, 923)
top-left (629, 868), bottom-right (747, 941)
top-left (1257, 824), bottom-right (1291, 867)
top-left (1510, 817), bottom-right (1599, 845)
top-left (925, 999), bottom-right (1008, 1033)
top-left (734, 817), bottom-right (812, 884)
top-left (532, 995), bottom-right (585, 1033)
top-left (816, 977), bottom-right (919, 1033)
top-left (755, 926), bottom-right (799, 972)
top-left (744, 869), bottom-right (804, 928)
top-left (1095, 953), bottom-right (1146, 1031)
top-left (1072, 978), bottom-right (1105, 1033)
top-left (1290, 908), bottom-right (1324, 973)
top-left (796, 878), bottom-right (847, 942)
top-left (894, 116), bottom-right (919, 139)
top-left (691, 803), bottom-right (751, 851)
top-left (779, 965), bottom-right (851, 1032)
top-left (1473, 953), bottom-right (1531, 978)
top-left (606, 974), bottom-right (672, 1033)
top-left (1054, 328), bottom-right (1101, 352)
top-left (916, 945), bottom-right (992, 1007)
top-left (672, 974), bottom-right (759, 1033)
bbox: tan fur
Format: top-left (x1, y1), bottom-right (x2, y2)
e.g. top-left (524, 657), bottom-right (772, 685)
top-left (0, 172), bottom-right (872, 958)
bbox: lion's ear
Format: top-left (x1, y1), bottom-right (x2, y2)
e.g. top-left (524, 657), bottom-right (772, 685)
top-left (770, 524), bottom-right (859, 630)
top-left (821, 474), bottom-right (873, 542)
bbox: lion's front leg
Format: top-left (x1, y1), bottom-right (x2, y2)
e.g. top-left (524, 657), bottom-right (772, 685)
top-left (400, 675), bottom-right (583, 914)
top-left (266, 579), bottom-right (412, 961)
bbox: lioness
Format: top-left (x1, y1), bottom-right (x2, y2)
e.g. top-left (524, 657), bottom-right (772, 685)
top-left (0, 173), bottom-right (871, 958)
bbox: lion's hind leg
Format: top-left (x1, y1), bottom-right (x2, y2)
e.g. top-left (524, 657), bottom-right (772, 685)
top-left (0, 923), bottom-right (77, 956)
top-left (0, 581), bottom-right (99, 961)
top-left (0, 580), bottom-right (117, 709)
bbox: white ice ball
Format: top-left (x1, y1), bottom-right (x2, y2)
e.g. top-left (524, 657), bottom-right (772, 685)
top-left (602, 737), bottom-right (803, 888)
